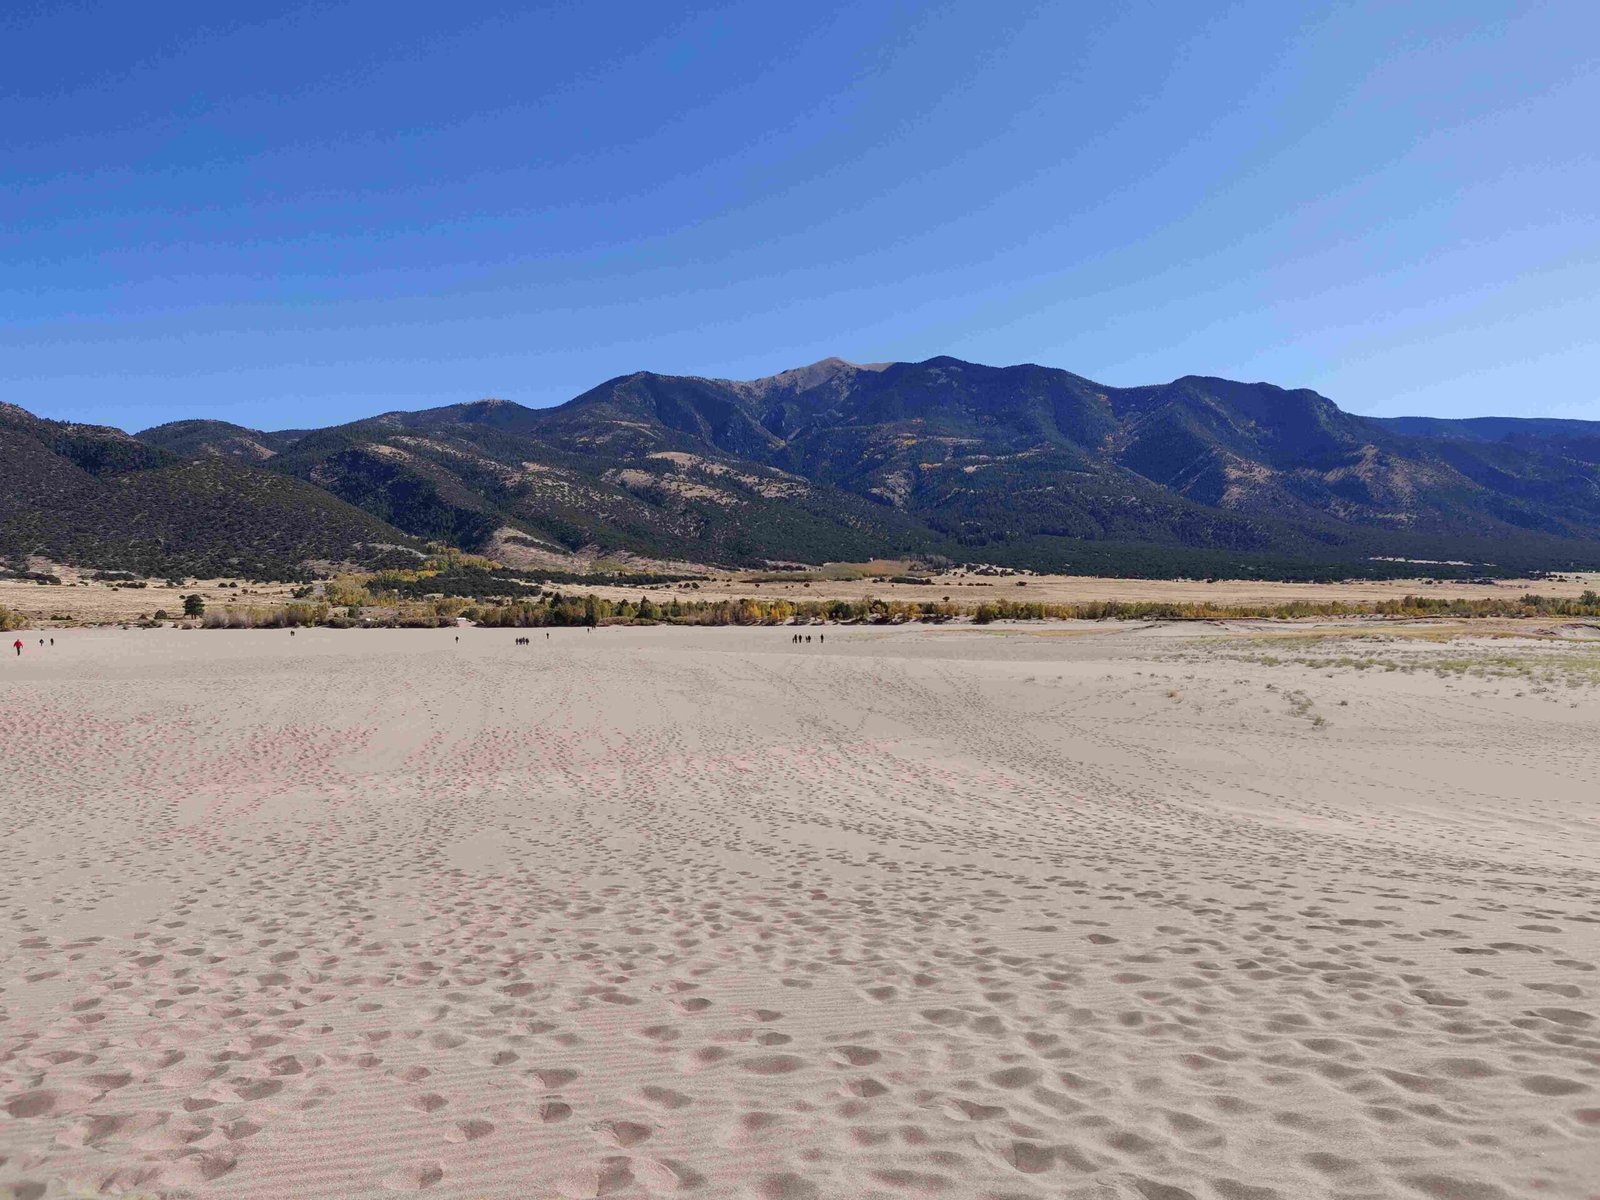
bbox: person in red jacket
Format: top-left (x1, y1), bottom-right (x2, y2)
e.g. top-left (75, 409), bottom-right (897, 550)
top-left (12, 639), bottom-right (21, 657)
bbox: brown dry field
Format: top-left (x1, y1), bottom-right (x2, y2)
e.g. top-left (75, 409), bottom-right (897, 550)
top-left (0, 576), bottom-right (301, 626)
top-left (671, 569), bottom-right (1600, 610)
top-left (6, 569), bottom-right (1600, 627)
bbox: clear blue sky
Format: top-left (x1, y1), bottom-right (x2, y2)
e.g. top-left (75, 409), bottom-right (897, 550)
top-left (4, 1), bottom-right (1596, 431)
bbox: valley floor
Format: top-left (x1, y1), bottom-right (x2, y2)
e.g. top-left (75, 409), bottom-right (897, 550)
top-left (1, 625), bottom-right (1597, 1199)
top-left (5, 569), bottom-right (1600, 627)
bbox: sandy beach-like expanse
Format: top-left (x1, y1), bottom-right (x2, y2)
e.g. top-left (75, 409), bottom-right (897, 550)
top-left (2, 624), bottom-right (1597, 1199)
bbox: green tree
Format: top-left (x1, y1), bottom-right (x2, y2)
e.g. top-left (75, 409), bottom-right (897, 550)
top-left (183, 593), bottom-right (206, 617)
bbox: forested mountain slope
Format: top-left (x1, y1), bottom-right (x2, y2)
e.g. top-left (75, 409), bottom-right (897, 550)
top-left (7, 356), bottom-right (1600, 578)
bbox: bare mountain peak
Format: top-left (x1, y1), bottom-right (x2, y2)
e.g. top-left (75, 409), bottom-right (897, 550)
top-left (13, 355), bottom-right (1600, 579)
top-left (729, 356), bottom-right (892, 398)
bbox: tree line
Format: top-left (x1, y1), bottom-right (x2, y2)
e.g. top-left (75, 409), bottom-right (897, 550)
top-left (179, 587), bottom-right (1600, 630)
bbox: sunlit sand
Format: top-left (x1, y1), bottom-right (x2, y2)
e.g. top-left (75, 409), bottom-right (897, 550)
top-left (2, 624), bottom-right (1596, 1198)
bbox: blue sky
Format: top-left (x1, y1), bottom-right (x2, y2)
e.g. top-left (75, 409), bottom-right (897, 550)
top-left (4, 1), bottom-right (1596, 430)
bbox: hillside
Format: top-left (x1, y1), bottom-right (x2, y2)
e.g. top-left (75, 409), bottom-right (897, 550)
top-left (6, 356), bottom-right (1600, 579)
top-left (526, 358), bottom-right (1600, 572)
top-left (261, 398), bottom-right (934, 569)
top-left (1374, 415), bottom-right (1600, 443)
top-left (137, 418), bottom-right (305, 462)
top-left (1, 404), bottom-right (420, 577)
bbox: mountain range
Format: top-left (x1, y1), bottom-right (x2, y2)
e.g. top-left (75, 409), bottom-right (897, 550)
top-left (6, 356), bottom-right (1600, 580)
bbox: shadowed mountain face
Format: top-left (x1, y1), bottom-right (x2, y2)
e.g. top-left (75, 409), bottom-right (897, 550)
top-left (7, 357), bottom-right (1600, 577)
top-left (518, 358), bottom-right (1600, 566)
top-left (260, 395), bottom-right (931, 568)
top-left (137, 419), bottom-right (305, 463)
top-left (1, 404), bottom-right (418, 577)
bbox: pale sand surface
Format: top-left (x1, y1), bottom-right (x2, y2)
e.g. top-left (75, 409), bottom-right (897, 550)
top-left (2, 625), bottom-right (1597, 1199)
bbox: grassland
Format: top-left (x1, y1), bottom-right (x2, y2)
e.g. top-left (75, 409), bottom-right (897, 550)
top-left (6, 558), bottom-right (1600, 632)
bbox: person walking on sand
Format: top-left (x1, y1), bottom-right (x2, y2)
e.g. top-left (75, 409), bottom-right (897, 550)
top-left (12, 639), bottom-right (22, 657)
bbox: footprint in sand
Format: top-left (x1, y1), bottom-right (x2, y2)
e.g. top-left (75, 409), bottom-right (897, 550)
top-left (686, 1045), bottom-right (735, 1069)
top-left (753, 1172), bottom-right (820, 1200)
top-left (638, 1084), bottom-right (693, 1109)
top-left (829, 1045), bottom-right (881, 1067)
top-left (843, 1077), bottom-right (889, 1097)
top-left (4, 1090), bottom-right (83, 1119)
top-left (381, 1161), bottom-right (444, 1191)
top-left (987, 1066), bottom-right (1041, 1089)
top-left (740, 1054), bottom-right (806, 1075)
top-left (636, 1157), bottom-right (705, 1192)
top-left (446, 1118), bottom-right (494, 1142)
top-left (592, 1118), bottom-right (654, 1147)
top-left (528, 1067), bottom-right (581, 1089)
top-left (554, 1156), bottom-right (633, 1198)
top-left (943, 1098), bottom-right (1005, 1121)
top-left (1522, 1075), bottom-right (1588, 1096)
top-left (521, 1107), bottom-right (572, 1126)
top-left (730, 1111), bottom-right (781, 1141)
top-left (168, 1150), bottom-right (239, 1184)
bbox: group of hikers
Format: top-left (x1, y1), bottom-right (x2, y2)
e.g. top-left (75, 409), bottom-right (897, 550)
top-left (10, 629), bottom-right (836, 656)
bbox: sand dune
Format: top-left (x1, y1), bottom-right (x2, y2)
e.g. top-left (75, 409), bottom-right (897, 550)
top-left (2, 624), bottom-right (1597, 1198)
